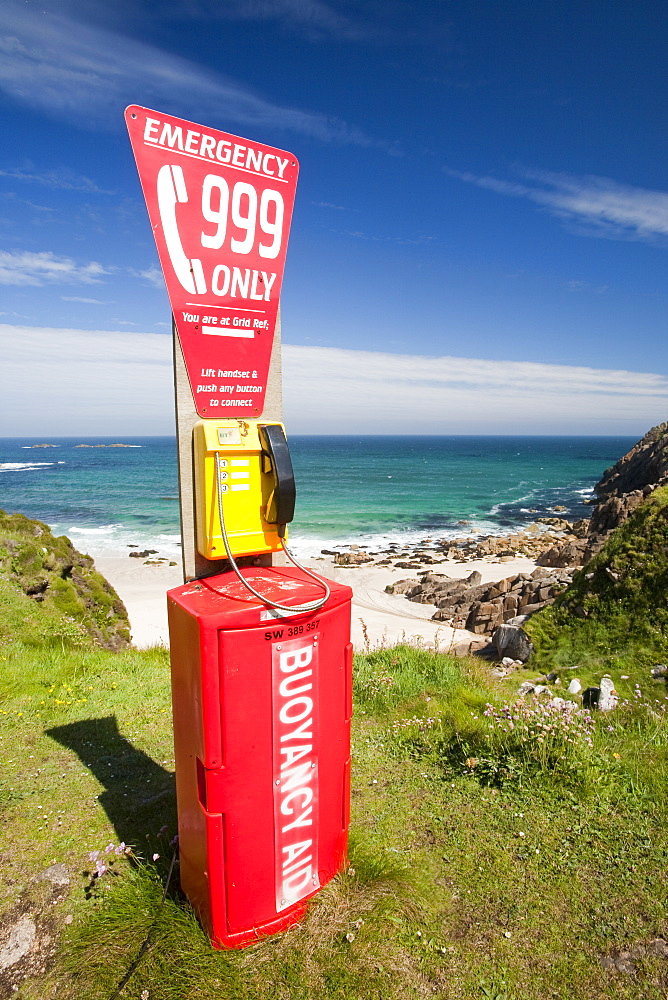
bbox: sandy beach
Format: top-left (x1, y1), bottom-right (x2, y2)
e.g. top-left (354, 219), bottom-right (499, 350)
top-left (94, 548), bottom-right (538, 652)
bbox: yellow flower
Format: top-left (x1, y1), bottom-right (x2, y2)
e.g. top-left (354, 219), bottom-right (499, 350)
top-left (613, 752), bottom-right (621, 759)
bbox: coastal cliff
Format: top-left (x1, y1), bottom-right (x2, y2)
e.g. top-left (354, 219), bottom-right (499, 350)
top-left (538, 420), bottom-right (668, 568)
top-left (526, 482), bottom-right (668, 670)
top-left (0, 509), bottom-right (131, 650)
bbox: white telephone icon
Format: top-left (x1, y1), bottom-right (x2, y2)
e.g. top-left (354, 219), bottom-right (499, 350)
top-left (156, 164), bottom-right (207, 295)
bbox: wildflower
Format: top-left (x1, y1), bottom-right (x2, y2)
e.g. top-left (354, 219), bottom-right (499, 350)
top-left (153, 853), bottom-right (160, 861)
top-left (504, 931), bottom-right (512, 938)
top-left (345, 932), bottom-right (355, 943)
top-left (613, 753), bottom-right (621, 759)
top-left (89, 850), bottom-right (100, 862)
top-left (347, 867), bottom-right (356, 876)
top-left (518, 832), bottom-right (525, 838)
top-left (354, 918), bottom-right (364, 929)
top-left (94, 859), bottom-right (108, 878)
top-left (465, 758), bottom-right (478, 769)
top-left (114, 842), bottom-right (126, 855)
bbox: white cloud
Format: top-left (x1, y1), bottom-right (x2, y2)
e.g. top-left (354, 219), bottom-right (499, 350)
top-left (312, 201), bottom-right (347, 210)
top-left (186, 0), bottom-right (364, 41)
top-left (1, 325), bottom-right (666, 436)
top-left (1, 324), bottom-right (174, 435)
top-left (61, 295), bottom-right (110, 304)
top-left (0, 1), bottom-right (373, 145)
top-left (136, 266), bottom-right (165, 289)
top-left (0, 251), bottom-right (109, 286)
top-left (282, 345), bottom-right (668, 434)
top-left (448, 167), bottom-right (668, 242)
top-left (0, 165), bottom-right (113, 194)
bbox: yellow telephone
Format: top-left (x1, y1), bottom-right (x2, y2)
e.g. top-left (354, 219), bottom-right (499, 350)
top-left (193, 419), bottom-right (296, 560)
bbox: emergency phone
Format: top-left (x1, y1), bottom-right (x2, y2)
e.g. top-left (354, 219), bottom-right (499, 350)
top-left (194, 419), bottom-right (295, 560)
top-left (168, 418), bottom-right (351, 948)
top-left (126, 106), bottom-right (348, 949)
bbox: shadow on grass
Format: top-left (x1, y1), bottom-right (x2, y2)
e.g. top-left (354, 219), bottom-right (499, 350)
top-left (47, 715), bottom-right (177, 853)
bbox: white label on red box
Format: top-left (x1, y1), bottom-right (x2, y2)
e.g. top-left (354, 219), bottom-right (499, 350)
top-left (272, 635), bottom-right (320, 912)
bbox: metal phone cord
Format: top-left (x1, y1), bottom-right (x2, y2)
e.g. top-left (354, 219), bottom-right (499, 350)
top-left (214, 451), bottom-right (330, 613)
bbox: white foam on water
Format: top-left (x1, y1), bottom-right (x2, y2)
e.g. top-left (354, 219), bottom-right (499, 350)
top-left (0, 462), bottom-right (55, 472)
top-left (68, 525), bottom-right (122, 535)
top-left (286, 517), bottom-right (504, 560)
top-left (49, 521), bottom-right (183, 560)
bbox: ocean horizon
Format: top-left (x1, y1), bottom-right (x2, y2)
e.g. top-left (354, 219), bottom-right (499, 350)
top-left (0, 435), bottom-right (635, 561)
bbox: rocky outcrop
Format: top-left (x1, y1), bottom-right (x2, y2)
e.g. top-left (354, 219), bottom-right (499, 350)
top-left (334, 550), bottom-right (373, 566)
top-left (388, 566), bottom-right (573, 635)
top-left (595, 422), bottom-right (668, 498)
top-left (433, 520), bottom-right (585, 564)
top-left (537, 422), bottom-right (668, 569)
top-left (0, 510), bottom-right (131, 650)
top-left (490, 624), bottom-right (534, 662)
top-left (535, 538), bottom-right (588, 568)
top-left (330, 520), bottom-right (589, 573)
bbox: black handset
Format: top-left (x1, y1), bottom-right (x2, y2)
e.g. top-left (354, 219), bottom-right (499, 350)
top-left (258, 424), bottom-right (296, 534)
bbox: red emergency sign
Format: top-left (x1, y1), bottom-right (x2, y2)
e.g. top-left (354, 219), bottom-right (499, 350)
top-left (125, 106), bottom-right (299, 419)
top-left (167, 566), bottom-right (352, 948)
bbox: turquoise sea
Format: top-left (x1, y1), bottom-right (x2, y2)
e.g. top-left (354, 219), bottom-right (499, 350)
top-left (0, 436), bottom-right (634, 560)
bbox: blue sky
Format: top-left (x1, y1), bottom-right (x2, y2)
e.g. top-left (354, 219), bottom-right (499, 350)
top-left (1, 0), bottom-right (667, 433)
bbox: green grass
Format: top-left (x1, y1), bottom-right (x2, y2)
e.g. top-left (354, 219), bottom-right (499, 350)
top-left (526, 485), bottom-right (668, 677)
top-left (0, 509), bottom-right (131, 649)
top-left (2, 573), bottom-right (668, 999)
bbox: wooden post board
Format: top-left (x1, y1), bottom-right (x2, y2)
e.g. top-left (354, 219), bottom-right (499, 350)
top-left (173, 311), bottom-right (284, 581)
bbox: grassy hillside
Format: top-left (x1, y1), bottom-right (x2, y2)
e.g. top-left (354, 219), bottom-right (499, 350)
top-left (1, 564), bottom-right (668, 998)
top-left (0, 509), bottom-right (130, 650)
top-left (526, 484), bottom-right (668, 676)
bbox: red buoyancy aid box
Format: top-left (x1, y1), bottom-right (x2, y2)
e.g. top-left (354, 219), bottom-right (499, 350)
top-left (167, 566), bottom-right (353, 948)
